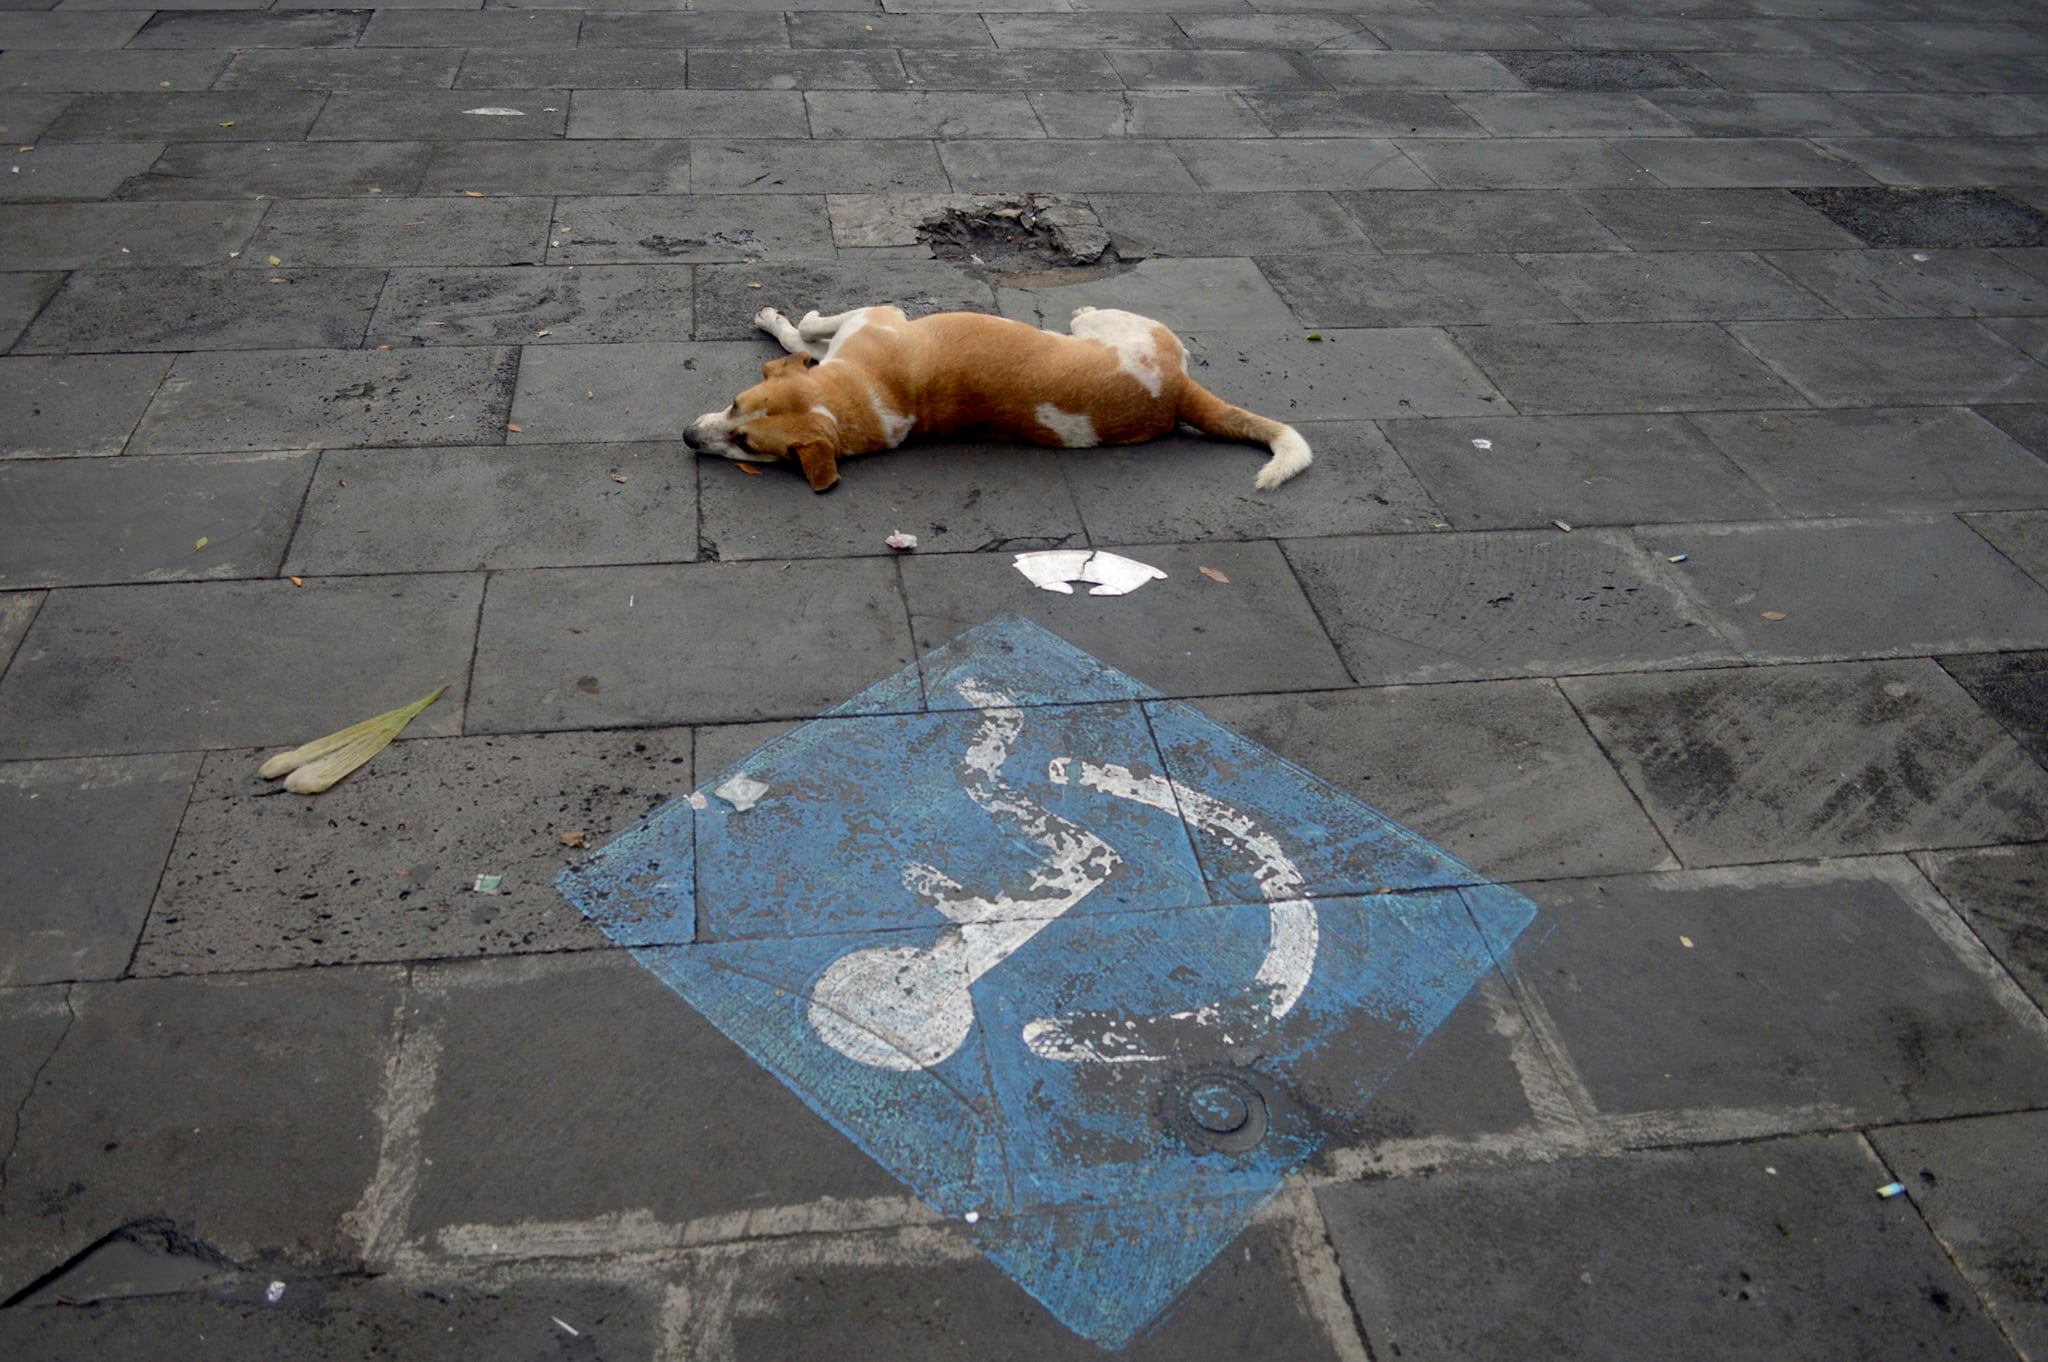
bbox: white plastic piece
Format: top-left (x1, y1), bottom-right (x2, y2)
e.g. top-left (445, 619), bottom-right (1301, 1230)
top-left (715, 774), bottom-right (770, 812)
top-left (1471, 438), bottom-right (1493, 450)
top-left (266, 1281), bottom-right (286, 1304)
top-left (885, 531), bottom-right (918, 551)
top-left (1012, 550), bottom-right (1166, 597)
top-left (463, 107), bottom-right (526, 116)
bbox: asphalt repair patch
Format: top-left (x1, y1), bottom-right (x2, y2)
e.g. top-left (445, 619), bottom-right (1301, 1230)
top-left (1791, 188), bottom-right (2048, 249)
top-left (558, 616), bottom-right (1544, 1347)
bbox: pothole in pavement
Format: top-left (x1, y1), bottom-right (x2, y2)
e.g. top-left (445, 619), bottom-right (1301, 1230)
top-left (915, 195), bottom-right (1134, 289)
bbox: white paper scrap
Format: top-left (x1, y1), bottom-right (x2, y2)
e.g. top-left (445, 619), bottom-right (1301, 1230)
top-left (715, 774), bottom-right (770, 812)
top-left (1012, 550), bottom-right (1166, 597)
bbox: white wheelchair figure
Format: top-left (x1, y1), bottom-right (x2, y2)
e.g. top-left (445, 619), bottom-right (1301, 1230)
top-left (806, 682), bottom-right (1319, 1072)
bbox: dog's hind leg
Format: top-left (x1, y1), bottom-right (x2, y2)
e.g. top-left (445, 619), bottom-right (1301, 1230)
top-left (796, 308), bottom-right (864, 343)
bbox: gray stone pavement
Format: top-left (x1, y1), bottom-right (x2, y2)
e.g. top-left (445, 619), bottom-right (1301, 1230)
top-left (2, 0), bottom-right (2048, 1356)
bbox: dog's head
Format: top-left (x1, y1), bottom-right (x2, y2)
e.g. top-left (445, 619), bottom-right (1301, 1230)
top-left (684, 354), bottom-right (843, 492)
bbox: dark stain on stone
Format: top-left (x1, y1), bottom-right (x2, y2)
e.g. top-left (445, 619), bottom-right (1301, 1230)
top-left (1791, 188), bottom-right (2048, 249)
top-left (1493, 50), bottom-right (1715, 91)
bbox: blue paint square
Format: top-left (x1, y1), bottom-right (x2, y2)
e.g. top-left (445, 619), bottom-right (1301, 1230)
top-left (559, 616), bottom-right (1543, 1348)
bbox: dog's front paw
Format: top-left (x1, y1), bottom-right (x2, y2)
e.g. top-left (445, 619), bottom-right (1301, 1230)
top-left (753, 306), bottom-right (788, 332)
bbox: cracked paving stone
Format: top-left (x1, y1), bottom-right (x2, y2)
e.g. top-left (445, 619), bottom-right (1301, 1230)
top-left (367, 265), bottom-right (696, 347)
top-left (1563, 658), bottom-right (2048, 865)
top-left (0, 968), bottom-right (399, 1298)
top-left (546, 194), bottom-right (834, 266)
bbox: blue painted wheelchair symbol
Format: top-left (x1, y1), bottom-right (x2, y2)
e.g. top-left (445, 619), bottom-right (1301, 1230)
top-left (558, 616), bottom-right (1542, 1348)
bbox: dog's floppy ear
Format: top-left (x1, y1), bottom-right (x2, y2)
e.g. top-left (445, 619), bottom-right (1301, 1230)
top-left (761, 353), bottom-right (817, 379)
top-left (791, 439), bottom-right (839, 493)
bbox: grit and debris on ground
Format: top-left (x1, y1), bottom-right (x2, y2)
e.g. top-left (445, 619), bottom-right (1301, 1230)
top-left (3, 0), bottom-right (2048, 1357)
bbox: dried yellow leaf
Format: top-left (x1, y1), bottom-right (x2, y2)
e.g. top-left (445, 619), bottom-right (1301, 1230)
top-left (258, 685), bottom-right (449, 795)
top-left (1198, 566), bottom-right (1229, 584)
top-left (267, 255), bottom-right (280, 266)
top-left (194, 536), bottom-right (209, 551)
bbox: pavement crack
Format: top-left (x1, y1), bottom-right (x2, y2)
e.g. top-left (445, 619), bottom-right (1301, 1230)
top-left (1, 984), bottom-right (76, 1200)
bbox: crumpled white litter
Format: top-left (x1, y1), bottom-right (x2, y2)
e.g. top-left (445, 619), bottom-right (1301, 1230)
top-left (714, 774), bottom-right (770, 812)
top-left (463, 107), bottom-right (526, 116)
top-left (1013, 550), bottom-right (1166, 597)
top-left (885, 531), bottom-right (918, 550)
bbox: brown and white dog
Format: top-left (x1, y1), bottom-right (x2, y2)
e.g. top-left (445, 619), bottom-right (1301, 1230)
top-left (683, 303), bottom-right (1313, 493)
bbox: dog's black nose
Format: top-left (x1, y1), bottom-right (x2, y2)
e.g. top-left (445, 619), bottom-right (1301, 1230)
top-left (682, 425), bottom-right (705, 450)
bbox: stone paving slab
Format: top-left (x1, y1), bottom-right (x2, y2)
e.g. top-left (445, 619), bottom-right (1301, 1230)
top-left (1157, 325), bottom-right (1486, 419)
top-left (19, 267), bottom-right (385, 353)
top-left (996, 257), bottom-right (1296, 333)
top-left (0, 589), bottom-right (39, 670)
top-left (1058, 421), bottom-right (1440, 543)
top-left (0, 201), bottom-right (265, 271)
top-left (0, 968), bottom-right (400, 1297)
top-left (1246, 90), bottom-right (1484, 137)
top-left (0, 450), bottom-right (312, 587)
top-left (1450, 321), bottom-right (1803, 414)
top-left (1687, 408), bottom-right (2048, 516)
top-left (310, 90), bottom-right (570, 141)
top-left (0, 574), bottom-right (483, 758)
top-left (940, 139), bottom-right (1197, 193)
top-left (1523, 246), bottom-right (1843, 321)
top-left (130, 346), bottom-right (520, 454)
top-left (1869, 1111), bottom-right (2048, 1360)
top-left (0, 1274), bottom-right (659, 1362)
top-left (1613, 136), bottom-right (1877, 188)
top-left (694, 258), bottom-right (991, 338)
top-left (1396, 137), bottom-right (1660, 189)
top-left (565, 89), bottom-right (809, 139)
top-left (0, 144), bottom-right (164, 203)
top-left (693, 137), bottom-right (951, 193)
top-left (1188, 682), bottom-right (1672, 882)
top-left (1336, 188), bottom-right (1625, 252)
top-left (1380, 413), bottom-right (1781, 531)
top-left (1504, 859), bottom-right (2048, 1126)
top-left (135, 728), bottom-right (692, 974)
top-left (699, 443), bottom-right (1079, 560)
top-left (1648, 516), bottom-right (2048, 662)
top-left (453, 48), bottom-right (691, 89)
top-left (1027, 90), bottom-right (1268, 139)
top-left (1918, 842), bottom-right (2048, 1016)
top-left (1763, 247), bottom-right (2048, 318)
top-left (806, 89), bottom-right (1043, 138)
top-left (0, 353), bottom-right (171, 457)
top-left (0, 752), bottom-right (200, 986)
top-left (1940, 647), bottom-right (2048, 771)
top-left (1562, 659), bottom-right (2048, 865)
top-left (367, 265), bottom-right (696, 346)
top-left (1967, 510), bottom-right (2048, 589)
top-left (284, 442), bottom-right (695, 575)
top-left (467, 558), bottom-right (916, 732)
top-left (901, 538), bottom-right (1353, 698)
top-left (127, 8), bottom-right (366, 47)
top-left (1260, 250), bottom-right (1574, 325)
top-left (247, 197), bottom-right (550, 267)
top-left (1324, 1135), bottom-right (2017, 1362)
top-left (0, 50), bottom-right (227, 91)
top-left (213, 49), bottom-right (465, 90)
top-left (547, 193), bottom-right (834, 264)
top-left (416, 139), bottom-right (693, 196)
top-left (1285, 527), bottom-right (1738, 685)
top-left (398, 951), bottom-right (909, 1238)
top-left (1173, 137), bottom-right (1432, 191)
top-left (1574, 188), bottom-right (1864, 253)
top-left (40, 91), bottom-right (327, 143)
top-left (115, 141), bottom-right (433, 201)
top-left (655, 1214), bottom-right (1356, 1361)
top-left (506, 340), bottom-right (766, 444)
top-left (1729, 318), bottom-right (2048, 408)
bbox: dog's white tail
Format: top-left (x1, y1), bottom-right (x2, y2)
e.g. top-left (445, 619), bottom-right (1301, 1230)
top-left (1176, 380), bottom-right (1313, 490)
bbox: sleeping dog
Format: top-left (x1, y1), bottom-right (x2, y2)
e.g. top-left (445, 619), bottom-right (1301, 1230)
top-left (682, 304), bottom-right (1313, 493)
